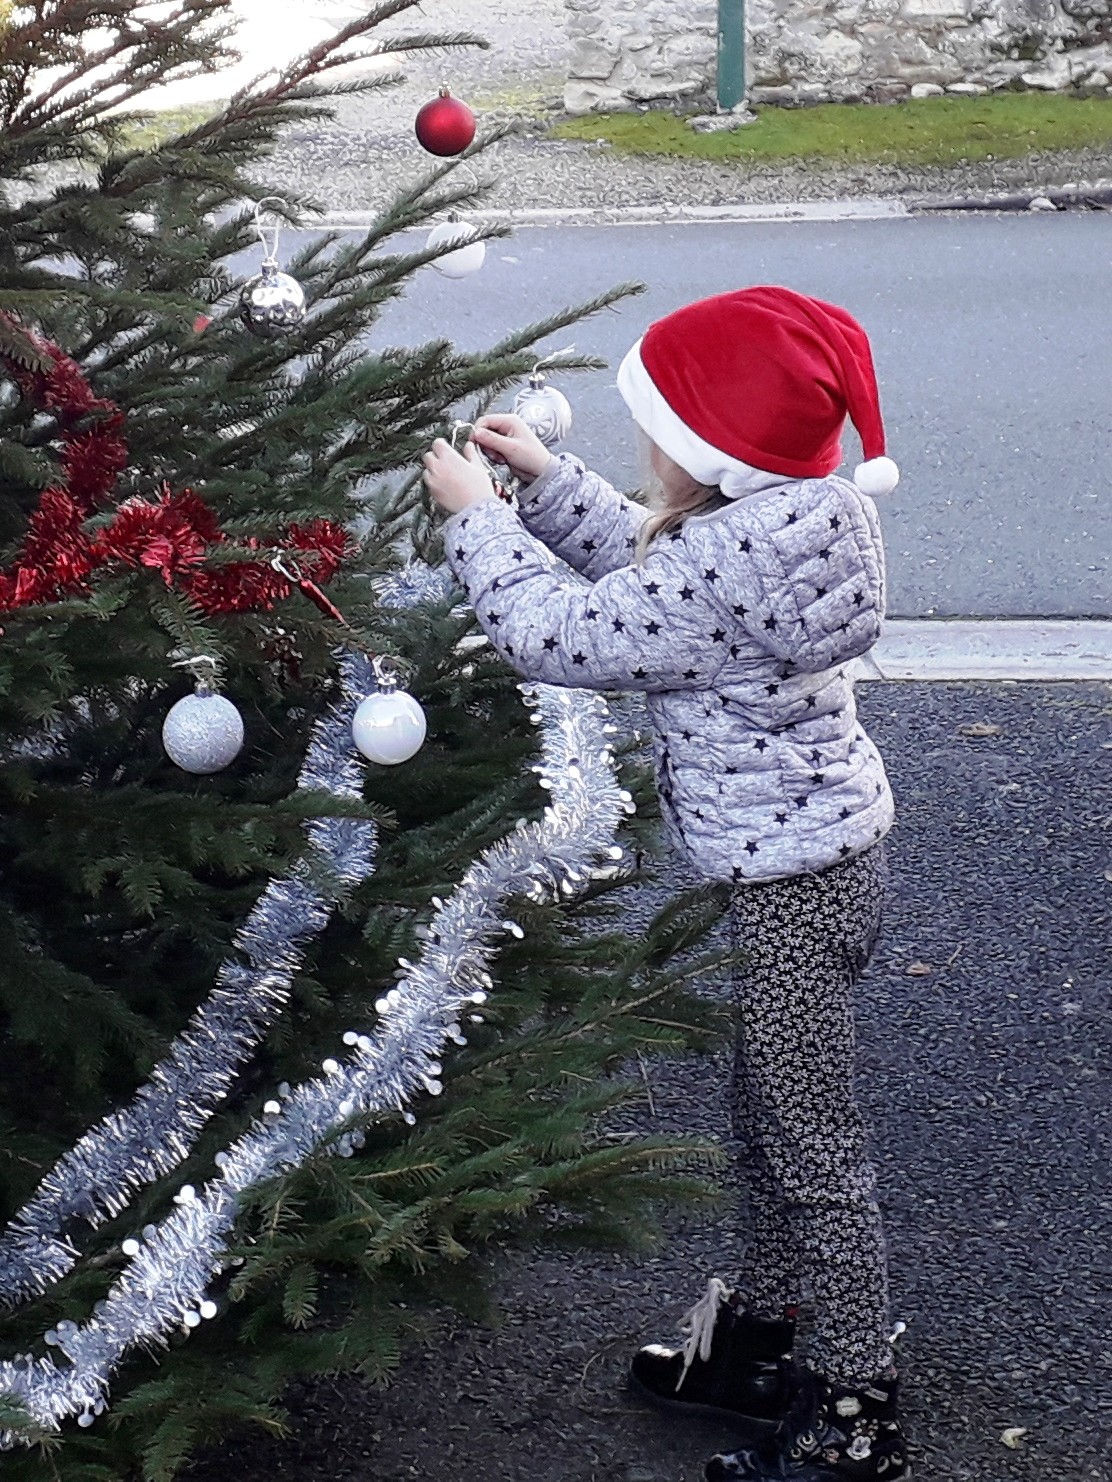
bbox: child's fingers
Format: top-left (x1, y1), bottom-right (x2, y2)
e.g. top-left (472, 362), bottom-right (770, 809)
top-left (471, 427), bottom-right (513, 459)
top-left (472, 423), bottom-right (512, 445)
top-left (475, 414), bottom-right (527, 439)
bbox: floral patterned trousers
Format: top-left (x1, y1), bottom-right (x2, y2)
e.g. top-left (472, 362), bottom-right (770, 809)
top-left (728, 842), bottom-right (893, 1387)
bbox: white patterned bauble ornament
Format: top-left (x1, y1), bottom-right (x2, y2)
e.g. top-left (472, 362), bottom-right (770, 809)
top-left (352, 686), bottom-right (427, 765)
top-left (512, 371), bottom-right (573, 449)
top-left (426, 220), bottom-right (486, 279)
top-left (162, 690), bottom-right (245, 774)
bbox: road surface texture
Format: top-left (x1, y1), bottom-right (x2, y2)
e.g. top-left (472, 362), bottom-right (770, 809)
top-left (296, 212), bottom-right (1112, 620)
top-left (184, 679), bottom-right (1112, 1482)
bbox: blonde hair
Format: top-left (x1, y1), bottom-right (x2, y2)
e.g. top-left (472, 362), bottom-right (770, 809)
top-left (633, 430), bottom-right (721, 560)
top-left (635, 480), bottom-right (721, 560)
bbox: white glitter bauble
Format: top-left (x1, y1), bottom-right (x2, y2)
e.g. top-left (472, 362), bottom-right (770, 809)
top-left (426, 220), bottom-right (486, 279)
top-left (512, 374), bottom-right (573, 448)
top-left (162, 692), bottom-right (245, 774)
top-left (352, 689), bottom-right (427, 765)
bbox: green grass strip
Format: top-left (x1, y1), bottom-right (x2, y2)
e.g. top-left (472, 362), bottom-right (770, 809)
top-left (552, 94), bottom-right (1112, 167)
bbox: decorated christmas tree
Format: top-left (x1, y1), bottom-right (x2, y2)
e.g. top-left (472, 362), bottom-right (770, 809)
top-left (0, 4), bottom-right (730, 1477)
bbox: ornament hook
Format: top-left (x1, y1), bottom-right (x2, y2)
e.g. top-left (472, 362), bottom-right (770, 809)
top-left (530, 344), bottom-right (576, 379)
top-left (171, 654), bottom-right (221, 693)
top-left (252, 197), bottom-right (289, 266)
top-left (269, 551), bottom-right (303, 586)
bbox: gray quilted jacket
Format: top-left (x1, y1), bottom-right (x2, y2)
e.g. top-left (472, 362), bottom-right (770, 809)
top-left (444, 454), bottom-right (895, 884)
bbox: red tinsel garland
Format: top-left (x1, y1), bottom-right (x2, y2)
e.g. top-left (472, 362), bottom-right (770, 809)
top-left (0, 317), bottom-right (350, 615)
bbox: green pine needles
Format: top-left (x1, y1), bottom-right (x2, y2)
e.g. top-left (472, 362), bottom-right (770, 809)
top-left (0, 3), bottom-right (734, 1477)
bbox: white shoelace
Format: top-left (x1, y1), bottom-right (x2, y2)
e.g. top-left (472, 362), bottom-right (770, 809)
top-left (677, 1275), bottom-right (733, 1390)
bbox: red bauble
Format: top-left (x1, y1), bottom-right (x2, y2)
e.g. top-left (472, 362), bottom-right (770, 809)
top-left (414, 87), bottom-right (476, 157)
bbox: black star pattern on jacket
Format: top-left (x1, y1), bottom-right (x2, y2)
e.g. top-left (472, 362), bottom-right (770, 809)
top-left (442, 456), bottom-right (893, 881)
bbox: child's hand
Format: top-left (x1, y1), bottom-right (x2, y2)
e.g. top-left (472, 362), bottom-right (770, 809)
top-left (472, 414), bottom-right (553, 483)
top-left (423, 439), bottom-right (498, 515)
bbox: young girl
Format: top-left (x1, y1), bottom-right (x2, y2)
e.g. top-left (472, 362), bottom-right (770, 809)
top-left (422, 285), bottom-right (907, 1482)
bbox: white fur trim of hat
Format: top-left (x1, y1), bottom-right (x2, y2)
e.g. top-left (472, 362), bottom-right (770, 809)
top-left (617, 340), bottom-right (792, 500)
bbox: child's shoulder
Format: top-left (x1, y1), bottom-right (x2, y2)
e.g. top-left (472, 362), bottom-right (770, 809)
top-left (677, 476), bottom-right (861, 544)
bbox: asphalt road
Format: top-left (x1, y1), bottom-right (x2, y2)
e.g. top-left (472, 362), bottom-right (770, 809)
top-left (296, 210), bottom-right (1112, 621)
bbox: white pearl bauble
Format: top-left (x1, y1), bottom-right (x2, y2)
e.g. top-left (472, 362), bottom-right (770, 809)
top-left (162, 693), bottom-right (245, 774)
top-left (352, 689), bottom-right (427, 765)
top-left (426, 220), bottom-right (486, 278)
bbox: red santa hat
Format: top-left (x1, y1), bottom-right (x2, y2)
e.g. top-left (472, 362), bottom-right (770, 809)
top-left (616, 285), bottom-right (899, 498)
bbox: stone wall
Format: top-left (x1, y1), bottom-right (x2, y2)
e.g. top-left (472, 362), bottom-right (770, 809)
top-left (564, 0), bottom-right (1112, 112)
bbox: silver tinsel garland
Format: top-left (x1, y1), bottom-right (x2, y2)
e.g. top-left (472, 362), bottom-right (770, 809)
top-left (0, 668), bottom-right (630, 1440)
top-left (0, 653), bottom-right (378, 1308)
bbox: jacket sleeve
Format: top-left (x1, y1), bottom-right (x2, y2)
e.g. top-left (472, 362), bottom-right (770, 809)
top-left (444, 498), bottom-right (729, 693)
top-left (702, 479), bottom-right (887, 675)
top-left (514, 453), bottom-right (650, 581)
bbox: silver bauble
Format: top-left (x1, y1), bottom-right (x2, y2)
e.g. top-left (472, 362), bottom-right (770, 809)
top-left (512, 373), bottom-right (573, 448)
top-left (352, 688), bottom-right (427, 766)
top-left (162, 690), bottom-right (245, 774)
top-left (238, 261), bottom-right (306, 339)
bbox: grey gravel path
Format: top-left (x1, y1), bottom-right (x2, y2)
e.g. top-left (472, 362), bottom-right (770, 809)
top-left (185, 679), bottom-right (1112, 1482)
top-left (242, 1), bottom-right (1112, 214)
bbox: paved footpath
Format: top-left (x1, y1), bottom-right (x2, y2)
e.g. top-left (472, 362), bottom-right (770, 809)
top-left (185, 679), bottom-right (1112, 1482)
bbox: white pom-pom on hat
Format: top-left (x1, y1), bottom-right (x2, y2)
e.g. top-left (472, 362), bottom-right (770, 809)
top-left (853, 456), bottom-right (899, 497)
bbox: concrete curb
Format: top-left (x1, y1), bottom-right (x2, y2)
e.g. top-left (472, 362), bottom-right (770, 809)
top-left (855, 619), bottom-right (1112, 681)
top-left (320, 182), bottom-right (1112, 231)
top-left (912, 179), bottom-right (1112, 213)
top-left (321, 198), bottom-right (913, 230)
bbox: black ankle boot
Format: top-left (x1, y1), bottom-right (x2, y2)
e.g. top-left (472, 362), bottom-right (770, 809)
top-left (704, 1365), bottom-right (910, 1480)
top-left (629, 1277), bottom-right (796, 1426)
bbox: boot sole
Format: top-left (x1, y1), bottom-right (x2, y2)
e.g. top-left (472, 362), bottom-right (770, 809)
top-left (627, 1370), bottom-right (782, 1430)
top-left (707, 1459), bottom-right (912, 1481)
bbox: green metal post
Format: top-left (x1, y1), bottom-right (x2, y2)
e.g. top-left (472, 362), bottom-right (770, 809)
top-left (717, 0), bottom-right (746, 112)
